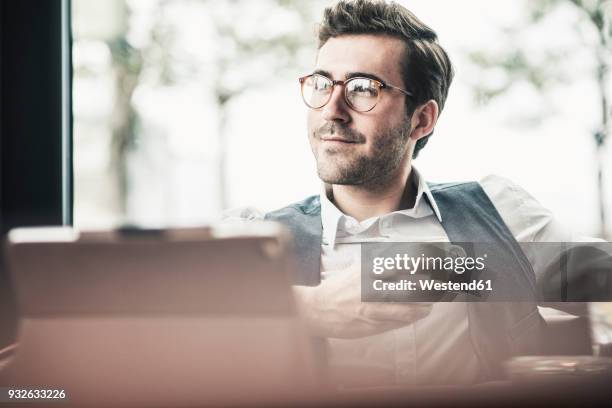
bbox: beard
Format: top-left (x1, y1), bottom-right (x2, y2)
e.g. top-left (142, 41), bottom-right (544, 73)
top-left (310, 120), bottom-right (411, 186)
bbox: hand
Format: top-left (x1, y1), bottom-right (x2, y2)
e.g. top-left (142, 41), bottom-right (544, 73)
top-left (292, 265), bottom-right (433, 339)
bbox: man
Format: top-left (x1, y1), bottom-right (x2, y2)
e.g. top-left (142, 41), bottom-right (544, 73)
top-left (228, 0), bottom-right (573, 386)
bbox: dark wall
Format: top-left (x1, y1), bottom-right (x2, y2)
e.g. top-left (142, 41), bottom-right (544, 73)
top-left (1, 0), bottom-right (71, 348)
top-left (1, 0), bottom-right (66, 228)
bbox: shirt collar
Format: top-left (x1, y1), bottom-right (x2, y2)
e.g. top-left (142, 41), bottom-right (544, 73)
top-left (320, 183), bottom-right (343, 249)
top-left (413, 166), bottom-right (443, 223)
top-left (320, 166), bottom-right (442, 248)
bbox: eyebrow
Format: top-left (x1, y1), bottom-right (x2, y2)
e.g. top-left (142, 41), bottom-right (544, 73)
top-left (312, 69), bottom-right (387, 84)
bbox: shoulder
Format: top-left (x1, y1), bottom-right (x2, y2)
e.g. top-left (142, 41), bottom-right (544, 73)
top-left (266, 195), bottom-right (321, 219)
top-left (478, 175), bottom-right (570, 242)
top-left (221, 206), bottom-right (265, 222)
top-left (222, 195), bottom-right (321, 221)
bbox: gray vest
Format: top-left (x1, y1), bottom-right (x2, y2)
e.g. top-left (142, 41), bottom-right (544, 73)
top-left (265, 181), bottom-right (544, 381)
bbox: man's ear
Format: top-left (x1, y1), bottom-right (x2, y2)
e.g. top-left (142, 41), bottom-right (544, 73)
top-left (409, 100), bottom-right (439, 141)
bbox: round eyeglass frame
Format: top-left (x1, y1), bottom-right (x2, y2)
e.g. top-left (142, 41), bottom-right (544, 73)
top-left (299, 73), bottom-right (413, 113)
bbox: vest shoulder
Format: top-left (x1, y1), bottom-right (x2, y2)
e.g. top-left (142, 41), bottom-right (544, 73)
top-left (265, 195), bottom-right (321, 218)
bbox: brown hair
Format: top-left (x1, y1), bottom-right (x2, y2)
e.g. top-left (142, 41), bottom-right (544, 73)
top-left (317, 0), bottom-right (454, 158)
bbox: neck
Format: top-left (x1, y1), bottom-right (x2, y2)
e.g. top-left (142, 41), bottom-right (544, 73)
top-left (330, 165), bottom-right (416, 222)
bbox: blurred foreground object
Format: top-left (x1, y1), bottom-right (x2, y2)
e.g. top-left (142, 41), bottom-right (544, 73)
top-left (0, 224), bottom-right (320, 407)
top-left (506, 355), bottom-right (612, 382)
top-left (591, 302), bottom-right (612, 356)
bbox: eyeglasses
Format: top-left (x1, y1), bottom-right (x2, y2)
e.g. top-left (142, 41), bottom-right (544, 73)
top-left (299, 73), bottom-right (413, 113)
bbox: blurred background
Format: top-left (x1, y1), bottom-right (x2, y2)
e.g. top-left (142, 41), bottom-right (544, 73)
top-left (72, 0), bottom-right (612, 239)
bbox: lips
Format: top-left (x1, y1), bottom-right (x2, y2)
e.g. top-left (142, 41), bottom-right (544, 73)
top-left (321, 137), bottom-right (357, 143)
top-left (314, 123), bottom-right (365, 144)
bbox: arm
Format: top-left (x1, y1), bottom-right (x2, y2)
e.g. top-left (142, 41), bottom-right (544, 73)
top-left (480, 176), bottom-right (602, 315)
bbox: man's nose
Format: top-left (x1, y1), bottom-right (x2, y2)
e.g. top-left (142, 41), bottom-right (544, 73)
top-left (321, 86), bottom-right (351, 123)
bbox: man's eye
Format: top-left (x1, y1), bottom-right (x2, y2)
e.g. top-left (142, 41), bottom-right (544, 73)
top-left (350, 84), bottom-right (376, 96)
top-left (315, 80), bottom-right (331, 91)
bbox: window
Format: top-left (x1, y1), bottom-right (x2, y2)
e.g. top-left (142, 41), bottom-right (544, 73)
top-left (72, 0), bottom-right (323, 228)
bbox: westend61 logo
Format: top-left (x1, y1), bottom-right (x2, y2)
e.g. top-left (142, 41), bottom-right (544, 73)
top-left (363, 242), bottom-right (612, 303)
top-left (361, 242), bottom-right (494, 302)
top-left (372, 252), bottom-right (487, 275)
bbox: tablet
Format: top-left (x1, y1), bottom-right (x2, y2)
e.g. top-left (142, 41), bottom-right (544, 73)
top-left (0, 223), bottom-right (319, 407)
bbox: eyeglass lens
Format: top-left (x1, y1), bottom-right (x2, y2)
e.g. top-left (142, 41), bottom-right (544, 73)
top-left (301, 75), bottom-right (380, 112)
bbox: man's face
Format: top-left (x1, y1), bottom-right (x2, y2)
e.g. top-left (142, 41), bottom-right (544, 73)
top-left (307, 34), bottom-right (412, 186)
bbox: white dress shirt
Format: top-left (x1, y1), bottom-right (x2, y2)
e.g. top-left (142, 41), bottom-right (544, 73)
top-left (224, 167), bottom-right (573, 387)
